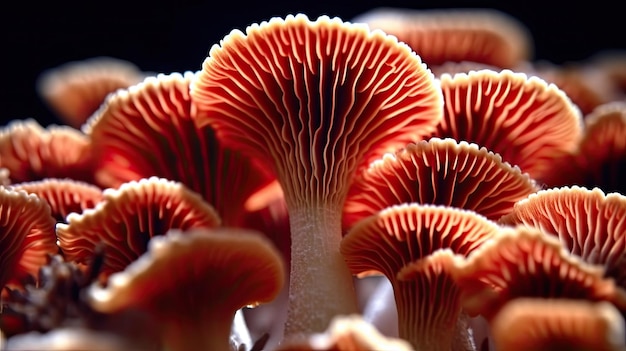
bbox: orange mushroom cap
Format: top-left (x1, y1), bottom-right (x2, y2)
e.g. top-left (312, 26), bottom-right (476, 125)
top-left (36, 56), bottom-right (146, 128)
top-left (84, 71), bottom-right (274, 226)
top-left (452, 225), bottom-right (626, 321)
top-left (55, 177), bottom-right (221, 278)
top-left (87, 227), bottom-right (285, 351)
top-left (9, 179), bottom-right (103, 223)
top-left (343, 137), bottom-right (539, 231)
top-left (351, 7), bottom-right (533, 69)
top-left (490, 298), bottom-right (626, 351)
top-left (0, 186), bottom-right (57, 289)
top-left (0, 119), bottom-right (94, 184)
top-left (434, 69), bottom-right (584, 180)
top-left (499, 186), bottom-right (626, 288)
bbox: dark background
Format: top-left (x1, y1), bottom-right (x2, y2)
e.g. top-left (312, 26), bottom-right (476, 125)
top-left (2, 0), bottom-right (624, 127)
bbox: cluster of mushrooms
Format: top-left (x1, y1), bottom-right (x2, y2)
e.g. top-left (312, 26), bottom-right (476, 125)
top-left (1, 7), bottom-right (626, 351)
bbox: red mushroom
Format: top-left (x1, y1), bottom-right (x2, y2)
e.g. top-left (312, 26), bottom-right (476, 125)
top-left (190, 14), bottom-right (443, 334)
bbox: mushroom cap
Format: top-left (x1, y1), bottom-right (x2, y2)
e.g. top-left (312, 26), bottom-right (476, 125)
top-left (434, 69), bottom-right (584, 180)
top-left (343, 137), bottom-right (539, 231)
top-left (0, 119), bottom-right (94, 184)
top-left (341, 203), bottom-right (501, 279)
top-left (453, 225), bottom-right (626, 320)
top-left (190, 13), bottom-right (443, 206)
top-left (351, 7), bottom-right (533, 68)
top-left (87, 227), bottom-right (285, 331)
top-left (276, 314), bottom-right (414, 351)
top-left (0, 187), bottom-right (57, 288)
top-left (499, 186), bottom-right (626, 287)
top-left (490, 298), bottom-right (626, 351)
top-left (9, 179), bottom-right (103, 223)
top-left (56, 177), bottom-right (221, 277)
top-left (36, 56), bottom-right (146, 128)
top-left (84, 71), bottom-right (274, 226)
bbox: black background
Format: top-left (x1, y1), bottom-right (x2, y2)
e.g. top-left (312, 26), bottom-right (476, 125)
top-left (2, 0), bottom-right (624, 127)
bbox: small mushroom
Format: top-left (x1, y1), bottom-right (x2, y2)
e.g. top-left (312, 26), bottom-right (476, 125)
top-left (36, 56), bottom-right (146, 128)
top-left (87, 227), bottom-right (286, 351)
top-left (190, 13), bottom-right (443, 334)
top-left (490, 298), bottom-right (626, 351)
top-left (55, 177), bottom-right (221, 278)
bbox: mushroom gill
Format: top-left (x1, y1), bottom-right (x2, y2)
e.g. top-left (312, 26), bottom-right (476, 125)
top-left (84, 71), bottom-right (274, 226)
top-left (87, 227), bottom-right (285, 351)
top-left (36, 56), bottom-right (146, 128)
top-left (55, 176), bottom-right (221, 278)
top-left (490, 298), bottom-right (626, 351)
top-left (190, 13), bottom-right (443, 334)
top-left (340, 203), bottom-right (500, 350)
top-left (434, 69), bottom-right (583, 180)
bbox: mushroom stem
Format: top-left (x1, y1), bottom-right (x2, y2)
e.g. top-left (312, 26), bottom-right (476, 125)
top-left (162, 315), bottom-right (233, 351)
top-left (284, 202), bottom-right (358, 336)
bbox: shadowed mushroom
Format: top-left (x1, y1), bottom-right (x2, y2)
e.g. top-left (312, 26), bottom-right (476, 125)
top-left (55, 176), bottom-right (221, 279)
top-left (36, 56), bottom-right (146, 128)
top-left (9, 179), bottom-right (103, 223)
top-left (0, 187), bottom-right (57, 290)
top-left (452, 225), bottom-right (626, 322)
top-left (276, 314), bottom-right (414, 351)
top-left (499, 186), bottom-right (626, 288)
top-left (340, 203), bottom-right (501, 350)
top-left (351, 7), bottom-right (533, 69)
top-left (87, 227), bottom-right (285, 351)
top-left (190, 13), bottom-right (443, 334)
top-left (540, 102), bottom-right (626, 194)
top-left (433, 69), bottom-right (583, 180)
top-left (490, 298), bottom-right (626, 351)
top-left (0, 119), bottom-right (94, 184)
top-left (84, 71), bottom-right (274, 226)
top-left (343, 137), bottom-right (539, 231)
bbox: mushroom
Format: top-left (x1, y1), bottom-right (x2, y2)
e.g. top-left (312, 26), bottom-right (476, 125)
top-left (490, 298), bottom-right (626, 351)
top-left (340, 203), bottom-right (501, 350)
top-left (0, 186), bottom-right (57, 290)
top-left (452, 225), bottom-right (626, 321)
top-left (55, 176), bottom-right (221, 278)
top-left (433, 69), bottom-right (584, 180)
top-left (350, 7), bottom-right (533, 69)
top-left (87, 227), bottom-right (286, 351)
top-left (0, 119), bottom-right (94, 184)
top-left (343, 137), bottom-right (539, 231)
top-left (9, 179), bottom-right (103, 223)
top-left (499, 185), bottom-right (626, 288)
top-left (36, 56), bottom-right (146, 128)
top-left (190, 13), bottom-right (443, 334)
top-left (276, 314), bottom-right (414, 351)
top-left (84, 71), bottom-right (274, 226)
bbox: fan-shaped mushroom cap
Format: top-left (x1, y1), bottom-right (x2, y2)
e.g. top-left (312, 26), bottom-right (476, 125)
top-left (453, 225), bottom-right (626, 321)
top-left (434, 69), bottom-right (584, 180)
top-left (88, 227), bottom-right (285, 351)
top-left (56, 177), bottom-right (221, 278)
top-left (36, 56), bottom-right (146, 128)
top-left (9, 179), bottom-right (103, 222)
top-left (344, 137), bottom-right (539, 231)
top-left (341, 204), bottom-right (500, 350)
top-left (351, 7), bottom-right (533, 69)
top-left (276, 314), bottom-right (414, 351)
top-left (84, 71), bottom-right (273, 226)
top-left (490, 298), bottom-right (626, 351)
top-left (191, 13), bottom-right (443, 334)
top-left (500, 186), bottom-right (626, 288)
top-left (0, 187), bottom-right (57, 289)
top-left (0, 119), bottom-right (94, 184)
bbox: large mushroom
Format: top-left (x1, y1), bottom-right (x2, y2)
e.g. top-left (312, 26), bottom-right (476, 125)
top-left (190, 13), bottom-right (443, 334)
top-left (87, 227), bottom-right (286, 351)
top-left (84, 71), bottom-right (274, 226)
top-left (340, 203), bottom-right (501, 350)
